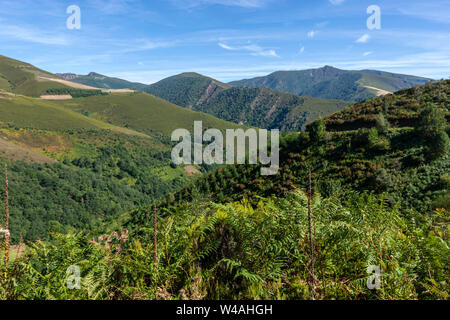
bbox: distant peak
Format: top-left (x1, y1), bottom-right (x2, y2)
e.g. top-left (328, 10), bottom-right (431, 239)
top-left (178, 72), bottom-right (204, 77)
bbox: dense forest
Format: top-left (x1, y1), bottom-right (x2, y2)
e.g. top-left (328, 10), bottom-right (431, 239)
top-left (145, 72), bottom-right (350, 131)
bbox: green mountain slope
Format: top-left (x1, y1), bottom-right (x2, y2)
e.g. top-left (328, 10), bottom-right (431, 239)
top-left (57, 72), bottom-right (148, 91)
top-left (195, 86), bottom-right (349, 130)
top-left (146, 72), bottom-right (350, 130)
top-left (0, 56), bottom-right (243, 242)
top-left (53, 91), bottom-right (241, 136)
top-left (229, 66), bottom-right (431, 102)
top-left (0, 55), bottom-right (71, 97)
top-left (145, 72), bottom-right (231, 108)
top-left (144, 80), bottom-right (450, 217)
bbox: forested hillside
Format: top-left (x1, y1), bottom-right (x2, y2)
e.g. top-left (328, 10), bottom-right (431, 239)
top-left (230, 66), bottom-right (431, 102)
top-left (146, 72), bottom-right (349, 130)
top-left (149, 80), bottom-right (449, 216)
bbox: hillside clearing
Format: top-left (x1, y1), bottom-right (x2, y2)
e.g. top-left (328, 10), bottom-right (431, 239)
top-left (38, 77), bottom-right (135, 93)
top-left (40, 95), bottom-right (73, 100)
top-left (0, 137), bottom-right (56, 163)
top-left (363, 85), bottom-right (392, 96)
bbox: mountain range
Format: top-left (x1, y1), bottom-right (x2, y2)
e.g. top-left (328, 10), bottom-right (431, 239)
top-left (57, 66), bottom-right (432, 130)
top-left (229, 66), bottom-right (431, 101)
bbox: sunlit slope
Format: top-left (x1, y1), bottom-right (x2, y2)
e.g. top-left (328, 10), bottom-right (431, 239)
top-left (0, 55), bottom-right (71, 97)
top-left (0, 94), bottom-right (151, 137)
top-left (54, 91), bottom-right (242, 136)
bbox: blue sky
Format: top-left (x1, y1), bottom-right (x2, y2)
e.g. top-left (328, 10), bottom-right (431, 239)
top-left (0, 0), bottom-right (449, 83)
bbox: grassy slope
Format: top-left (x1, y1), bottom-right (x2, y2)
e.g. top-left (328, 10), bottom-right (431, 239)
top-left (0, 94), bottom-right (155, 137)
top-left (54, 91), bottom-right (241, 136)
top-left (0, 55), bottom-right (71, 97)
top-left (57, 72), bottom-right (148, 91)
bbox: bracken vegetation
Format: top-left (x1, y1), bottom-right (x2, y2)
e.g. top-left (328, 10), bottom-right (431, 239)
top-left (0, 192), bottom-right (447, 300)
top-left (0, 55), bottom-right (448, 300)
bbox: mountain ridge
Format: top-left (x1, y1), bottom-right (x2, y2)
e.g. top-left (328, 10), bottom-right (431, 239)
top-left (145, 72), bottom-right (350, 130)
top-left (229, 66), bottom-right (431, 101)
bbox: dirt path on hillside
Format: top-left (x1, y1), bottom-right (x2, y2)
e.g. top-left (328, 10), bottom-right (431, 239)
top-left (40, 95), bottom-right (73, 100)
top-left (38, 76), bottom-right (135, 93)
top-left (364, 86), bottom-right (392, 96)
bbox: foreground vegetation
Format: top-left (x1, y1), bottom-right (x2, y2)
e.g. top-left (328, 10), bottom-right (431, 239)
top-left (0, 191), bottom-right (447, 300)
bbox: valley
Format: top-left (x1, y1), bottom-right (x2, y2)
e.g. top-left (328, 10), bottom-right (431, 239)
top-left (0, 54), bottom-right (448, 301)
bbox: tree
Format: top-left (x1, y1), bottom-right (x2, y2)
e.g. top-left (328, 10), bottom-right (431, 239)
top-left (306, 118), bottom-right (326, 142)
top-left (416, 105), bottom-right (449, 160)
top-left (375, 113), bottom-right (390, 135)
top-left (417, 105), bottom-right (447, 137)
top-left (428, 131), bottom-right (450, 160)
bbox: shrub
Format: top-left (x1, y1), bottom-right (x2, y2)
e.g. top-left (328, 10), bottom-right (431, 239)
top-left (306, 118), bottom-right (326, 142)
top-left (372, 168), bottom-right (393, 191)
top-left (427, 131), bottom-right (450, 160)
top-left (375, 113), bottom-right (390, 135)
top-left (417, 105), bottom-right (447, 137)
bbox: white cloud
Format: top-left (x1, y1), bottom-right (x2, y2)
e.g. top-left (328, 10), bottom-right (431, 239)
top-left (398, 2), bottom-right (450, 24)
top-left (218, 43), bottom-right (235, 50)
top-left (218, 43), bottom-right (279, 57)
top-left (252, 49), bottom-right (278, 57)
top-left (307, 30), bottom-right (316, 38)
top-left (108, 50), bottom-right (450, 84)
top-left (363, 51), bottom-right (373, 56)
top-left (329, 0), bottom-right (345, 5)
top-left (116, 40), bottom-right (175, 53)
top-left (356, 34), bottom-right (370, 43)
top-left (0, 24), bottom-right (68, 45)
top-left (299, 46), bottom-right (305, 54)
